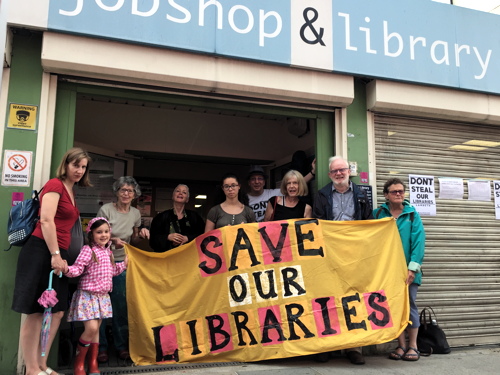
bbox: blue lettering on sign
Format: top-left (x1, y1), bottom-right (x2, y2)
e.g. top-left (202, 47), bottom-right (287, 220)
top-left (48, 0), bottom-right (500, 95)
top-left (49, 0), bottom-right (291, 64)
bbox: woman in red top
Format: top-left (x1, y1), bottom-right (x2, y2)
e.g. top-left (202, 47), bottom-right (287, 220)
top-left (12, 147), bottom-right (92, 375)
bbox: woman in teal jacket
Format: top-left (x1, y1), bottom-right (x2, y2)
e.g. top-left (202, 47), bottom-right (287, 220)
top-left (373, 178), bottom-right (425, 362)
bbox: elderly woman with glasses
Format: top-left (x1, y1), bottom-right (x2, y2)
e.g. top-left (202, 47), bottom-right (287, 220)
top-left (96, 176), bottom-right (149, 362)
top-left (373, 178), bottom-right (425, 362)
top-left (205, 173), bottom-right (256, 232)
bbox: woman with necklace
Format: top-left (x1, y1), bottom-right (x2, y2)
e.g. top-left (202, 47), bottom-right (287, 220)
top-left (264, 170), bottom-right (312, 221)
top-left (96, 176), bottom-right (149, 362)
top-left (373, 178), bottom-right (425, 362)
top-left (150, 184), bottom-right (205, 252)
top-left (205, 173), bottom-right (256, 232)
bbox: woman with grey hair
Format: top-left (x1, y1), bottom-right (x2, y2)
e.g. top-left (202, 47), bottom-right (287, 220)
top-left (149, 184), bottom-right (205, 252)
top-left (263, 170), bottom-right (312, 221)
top-left (96, 176), bottom-right (149, 362)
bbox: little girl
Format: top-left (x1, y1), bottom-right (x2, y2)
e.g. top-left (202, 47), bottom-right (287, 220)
top-left (63, 217), bottom-right (128, 375)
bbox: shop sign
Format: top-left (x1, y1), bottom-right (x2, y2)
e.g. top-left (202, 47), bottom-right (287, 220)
top-left (47, 0), bottom-right (500, 95)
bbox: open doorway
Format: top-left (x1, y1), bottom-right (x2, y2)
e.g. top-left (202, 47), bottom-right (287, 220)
top-left (73, 89), bottom-right (318, 223)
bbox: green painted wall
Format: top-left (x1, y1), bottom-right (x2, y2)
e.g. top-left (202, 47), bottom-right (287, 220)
top-left (0, 32), bottom-right (44, 374)
top-left (346, 79), bottom-right (369, 185)
top-left (315, 112), bottom-right (335, 189)
top-left (52, 87), bottom-right (77, 175)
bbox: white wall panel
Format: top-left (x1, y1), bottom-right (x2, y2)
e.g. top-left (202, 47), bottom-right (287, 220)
top-left (41, 32), bottom-right (354, 108)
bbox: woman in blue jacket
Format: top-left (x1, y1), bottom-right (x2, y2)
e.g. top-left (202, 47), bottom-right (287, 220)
top-left (373, 178), bottom-right (425, 362)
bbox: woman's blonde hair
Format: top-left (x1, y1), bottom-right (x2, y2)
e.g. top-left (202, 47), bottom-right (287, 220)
top-left (280, 170), bottom-right (308, 196)
top-left (56, 147), bottom-right (92, 187)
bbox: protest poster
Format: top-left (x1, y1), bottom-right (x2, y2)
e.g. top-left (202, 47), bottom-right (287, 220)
top-left (126, 218), bottom-right (409, 364)
top-left (409, 174), bottom-right (436, 216)
top-left (494, 181), bottom-right (500, 219)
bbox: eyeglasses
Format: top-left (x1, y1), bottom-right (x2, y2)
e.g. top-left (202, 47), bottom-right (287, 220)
top-left (119, 188), bottom-right (134, 195)
top-left (329, 168), bottom-right (349, 174)
top-left (223, 184), bottom-right (239, 190)
top-left (388, 190), bottom-right (405, 195)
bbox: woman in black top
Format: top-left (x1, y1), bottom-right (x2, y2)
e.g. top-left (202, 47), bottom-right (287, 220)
top-left (263, 170), bottom-right (312, 221)
top-left (149, 184), bottom-right (205, 252)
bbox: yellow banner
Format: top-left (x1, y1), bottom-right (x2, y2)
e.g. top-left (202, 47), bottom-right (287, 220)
top-left (126, 218), bottom-right (409, 365)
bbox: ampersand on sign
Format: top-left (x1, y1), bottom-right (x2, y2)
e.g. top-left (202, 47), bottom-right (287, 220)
top-left (300, 7), bottom-right (326, 46)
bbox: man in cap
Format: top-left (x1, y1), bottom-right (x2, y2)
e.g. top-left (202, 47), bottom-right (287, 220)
top-left (247, 166), bottom-right (281, 222)
top-left (248, 160), bottom-right (316, 222)
top-left (313, 155), bottom-right (373, 365)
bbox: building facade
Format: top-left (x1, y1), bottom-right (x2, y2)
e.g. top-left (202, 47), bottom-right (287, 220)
top-left (1, 1), bottom-right (499, 373)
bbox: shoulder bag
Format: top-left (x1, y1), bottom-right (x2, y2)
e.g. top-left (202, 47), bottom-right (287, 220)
top-left (417, 306), bottom-right (451, 355)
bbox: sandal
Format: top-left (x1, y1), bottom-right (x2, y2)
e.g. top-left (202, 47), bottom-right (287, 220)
top-left (43, 367), bottom-right (59, 375)
top-left (402, 347), bottom-right (420, 361)
top-left (388, 345), bottom-right (407, 360)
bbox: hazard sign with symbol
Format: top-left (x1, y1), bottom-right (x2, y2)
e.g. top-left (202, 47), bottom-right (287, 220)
top-left (2, 150), bottom-right (33, 187)
top-left (7, 103), bottom-right (38, 130)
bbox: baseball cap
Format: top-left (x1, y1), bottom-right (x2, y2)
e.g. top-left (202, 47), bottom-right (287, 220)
top-left (247, 165), bottom-right (268, 180)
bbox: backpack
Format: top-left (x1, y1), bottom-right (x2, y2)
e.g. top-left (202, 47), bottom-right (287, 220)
top-left (5, 188), bottom-right (43, 251)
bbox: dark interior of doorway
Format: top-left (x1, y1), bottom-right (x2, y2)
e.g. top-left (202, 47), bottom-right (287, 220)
top-left (74, 93), bottom-right (317, 225)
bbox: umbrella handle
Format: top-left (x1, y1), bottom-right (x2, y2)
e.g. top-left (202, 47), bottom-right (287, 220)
top-left (47, 270), bottom-right (63, 290)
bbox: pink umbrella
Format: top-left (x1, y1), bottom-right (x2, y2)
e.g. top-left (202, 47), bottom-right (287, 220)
top-left (37, 270), bottom-right (62, 357)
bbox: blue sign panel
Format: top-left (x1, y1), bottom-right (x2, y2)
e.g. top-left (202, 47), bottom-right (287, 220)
top-left (332, 0), bottom-right (500, 92)
top-left (48, 0), bottom-right (291, 63)
top-left (213, 1), bottom-right (291, 64)
top-left (47, 0), bottom-right (500, 95)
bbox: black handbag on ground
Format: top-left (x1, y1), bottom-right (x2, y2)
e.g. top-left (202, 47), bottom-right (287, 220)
top-left (417, 306), bottom-right (451, 355)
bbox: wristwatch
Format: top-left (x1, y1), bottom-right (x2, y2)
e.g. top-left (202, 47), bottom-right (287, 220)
top-left (51, 250), bottom-right (60, 256)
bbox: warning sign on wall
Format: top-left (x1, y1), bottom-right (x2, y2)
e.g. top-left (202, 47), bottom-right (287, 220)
top-left (2, 150), bottom-right (32, 187)
top-left (7, 103), bottom-right (38, 130)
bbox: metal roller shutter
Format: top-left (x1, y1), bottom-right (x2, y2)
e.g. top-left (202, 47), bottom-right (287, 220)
top-left (374, 114), bottom-right (500, 347)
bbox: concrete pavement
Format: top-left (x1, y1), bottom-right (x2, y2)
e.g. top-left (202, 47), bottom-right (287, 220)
top-left (59, 345), bottom-right (500, 374)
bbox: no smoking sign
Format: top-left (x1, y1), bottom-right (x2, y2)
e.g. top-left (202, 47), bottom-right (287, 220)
top-left (2, 150), bottom-right (32, 187)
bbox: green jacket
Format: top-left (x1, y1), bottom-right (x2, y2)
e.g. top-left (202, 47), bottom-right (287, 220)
top-left (373, 200), bottom-right (426, 285)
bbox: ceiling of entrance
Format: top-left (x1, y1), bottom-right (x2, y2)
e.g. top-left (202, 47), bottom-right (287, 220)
top-left (74, 95), bottom-right (316, 181)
